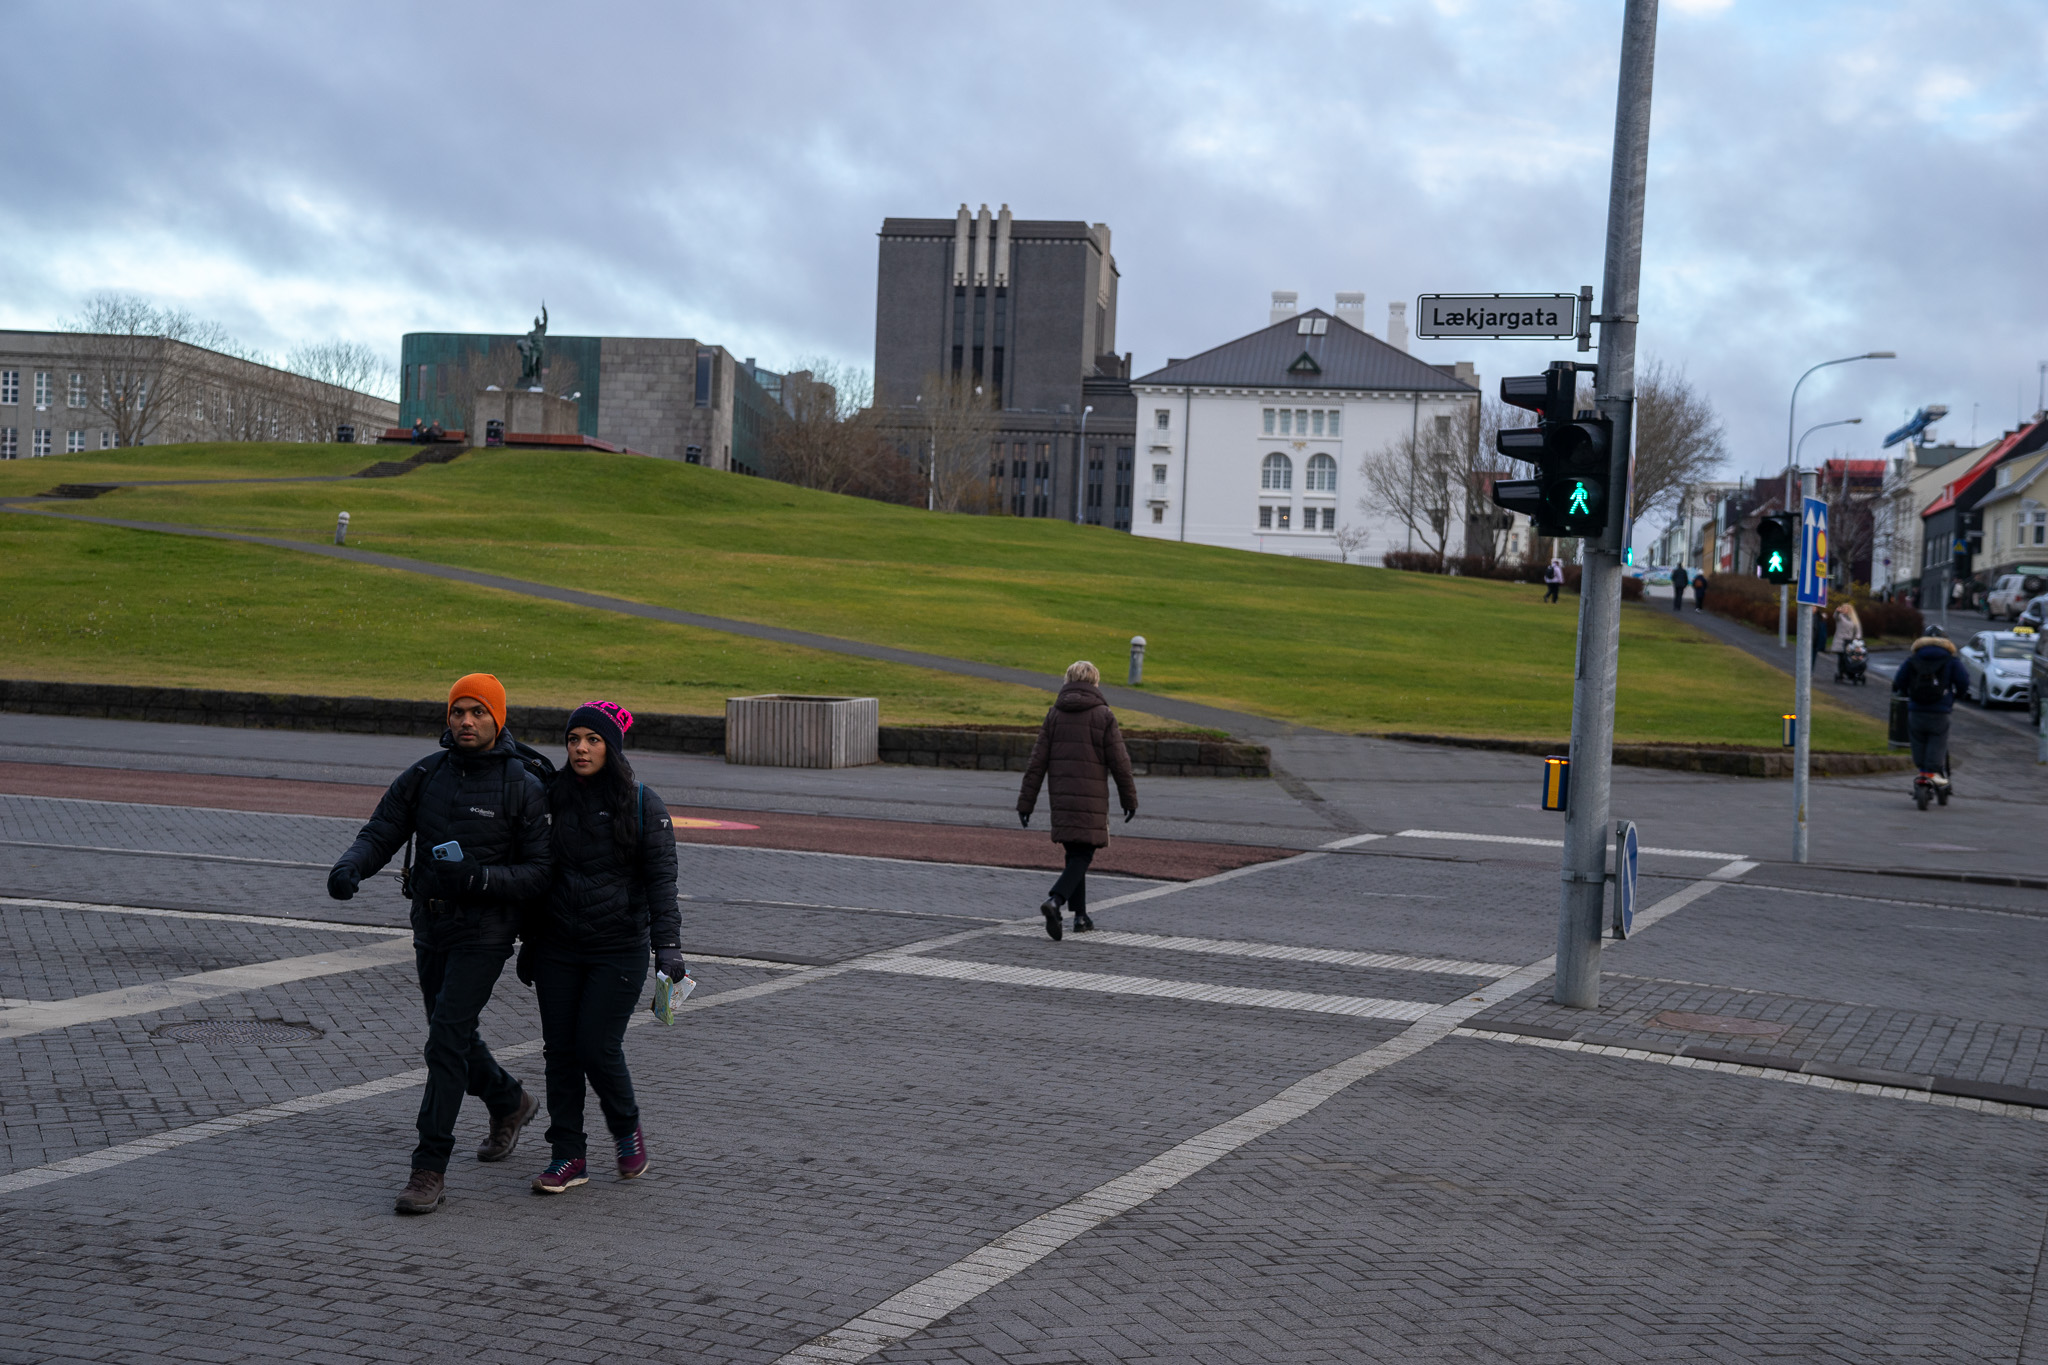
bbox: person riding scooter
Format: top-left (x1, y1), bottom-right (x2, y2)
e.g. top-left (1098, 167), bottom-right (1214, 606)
top-left (1891, 625), bottom-right (1970, 801)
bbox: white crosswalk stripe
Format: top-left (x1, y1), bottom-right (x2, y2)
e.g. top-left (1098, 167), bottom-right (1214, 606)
top-left (859, 955), bottom-right (1438, 1021)
top-left (992, 925), bottom-right (1520, 978)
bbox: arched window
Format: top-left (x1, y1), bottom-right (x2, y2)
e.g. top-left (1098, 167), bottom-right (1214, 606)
top-left (1305, 453), bottom-right (1337, 492)
top-left (1261, 452), bottom-right (1293, 490)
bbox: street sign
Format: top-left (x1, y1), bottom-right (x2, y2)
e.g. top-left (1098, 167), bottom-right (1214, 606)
top-left (1415, 294), bottom-right (1580, 339)
top-left (1797, 495), bottom-right (1829, 606)
top-left (1611, 820), bottom-right (1639, 939)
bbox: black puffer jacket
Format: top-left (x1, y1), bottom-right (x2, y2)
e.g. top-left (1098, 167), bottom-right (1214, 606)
top-left (537, 775), bottom-right (681, 955)
top-left (335, 729), bottom-right (554, 949)
top-left (1017, 683), bottom-right (1137, 847)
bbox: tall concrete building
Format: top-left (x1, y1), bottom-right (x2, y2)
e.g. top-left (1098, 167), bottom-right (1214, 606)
top-left (874, 205), bottom-right (1137, 527)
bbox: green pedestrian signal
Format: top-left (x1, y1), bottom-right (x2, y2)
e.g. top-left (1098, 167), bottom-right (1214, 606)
top-left (1758, 512), bottom-right (1797, 585)
top-left (1487, 363), bottom-right (1615, 541)
top-left (1567, 482), bottom-right (1593, 516)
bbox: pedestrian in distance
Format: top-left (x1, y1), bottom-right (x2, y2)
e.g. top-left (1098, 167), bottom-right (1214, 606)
top-left (1811, 604), bottom-right (1831, 667)
top-left (1018, 661), bottom-right (1138, 941)
top-left (1543, 558), bottom-right (1564, 604)
top-left (1670, 566), bottom-right (1690, 611)
top-left (522, 701), bottom-right (683, 1196)
top-left (1832, 600), bottom-right (1863, 679)
top-left (326, 673), bottom-right (555, 1215)
top-left (1891, 626), bottom-right (1971, 789)
top-left (1691, 571), bottom-right (1709, 611)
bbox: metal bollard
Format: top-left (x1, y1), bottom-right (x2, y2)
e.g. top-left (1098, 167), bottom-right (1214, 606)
top-left (1128, 635), bottom-right (1146, 686)
top-left (335, 511), bottom-right (350, 546)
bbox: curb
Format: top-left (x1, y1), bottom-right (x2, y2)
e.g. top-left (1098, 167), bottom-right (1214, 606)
top-left (0, 679), bottom-right (1270, 778)
top-left (1476, 1020), bottom-right (2048, 1108)
top-left (1377, 731), bottom-right (1910, 778)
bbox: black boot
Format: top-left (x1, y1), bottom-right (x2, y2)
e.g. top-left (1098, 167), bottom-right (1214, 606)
top-left (1040, 898), bottom-right (1063, 941)
top-left (1072, 908), bottom-right (1095, 933)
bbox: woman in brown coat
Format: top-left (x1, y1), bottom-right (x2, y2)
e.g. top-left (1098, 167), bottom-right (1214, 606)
top-left (1017, 661), bottom-right (1138, 940)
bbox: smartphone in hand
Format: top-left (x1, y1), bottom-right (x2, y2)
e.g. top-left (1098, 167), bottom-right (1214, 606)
top-left (431, 841), bottom-right (463, 862)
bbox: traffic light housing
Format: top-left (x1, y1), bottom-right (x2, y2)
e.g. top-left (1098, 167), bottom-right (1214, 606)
top-left (1758, 512), bottom-right (1797, 584)
top-left (1487, 363), bottom-right (1616, 540)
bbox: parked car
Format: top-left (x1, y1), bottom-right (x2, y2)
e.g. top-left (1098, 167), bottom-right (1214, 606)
top-left (1985, 573), bottom-right (2048, 620)
top-left (1958, 630), bottom-right (2035, 708)
top-left (2034, 628), bottom-right (2048, 726)
top-left (2017, 593), bottom-right (2048, 631)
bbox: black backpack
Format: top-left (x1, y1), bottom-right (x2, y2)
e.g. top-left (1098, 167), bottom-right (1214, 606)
top-left (1906, 654), bottom-right (1953, 706)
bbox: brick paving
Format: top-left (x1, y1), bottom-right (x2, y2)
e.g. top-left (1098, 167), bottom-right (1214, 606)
top-left (3, 791), bottom-right (2047, 1362)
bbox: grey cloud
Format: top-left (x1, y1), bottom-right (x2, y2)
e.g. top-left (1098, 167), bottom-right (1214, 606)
top-left (1, 0), bottom-right (2043, 491)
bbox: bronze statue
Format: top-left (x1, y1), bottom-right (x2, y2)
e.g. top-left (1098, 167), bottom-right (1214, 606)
top-left (516, 304), bottom-right (548, 389)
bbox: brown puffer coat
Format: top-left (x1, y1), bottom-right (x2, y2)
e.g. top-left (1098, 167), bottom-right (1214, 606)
top-left (1016, 683), bottom-right (1138, 847)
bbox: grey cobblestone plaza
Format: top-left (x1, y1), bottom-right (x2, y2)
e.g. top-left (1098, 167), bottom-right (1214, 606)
top-left (3, 725), bottom-right (2047, 1363)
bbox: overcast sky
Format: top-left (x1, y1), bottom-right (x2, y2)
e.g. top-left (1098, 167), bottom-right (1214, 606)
top-left (4, 0), bottom-right (2044, 504)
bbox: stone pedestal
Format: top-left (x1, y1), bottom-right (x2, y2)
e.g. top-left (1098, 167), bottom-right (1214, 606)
top-left (725, 695), bottom-right (879, 768)
top-left (469, 387), bottom-right (581, 444)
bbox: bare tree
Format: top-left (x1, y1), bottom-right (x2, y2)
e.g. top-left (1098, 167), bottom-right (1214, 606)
top-left (1333, 523), bottom-right (1371, 564)
top-left (910, 374), bottom-right (1000, 514)
top-left (763, 357), bottom-right (882, 494)
top-left (64, 294), bottom-right (231, 447)
top-left (1629, 359), bottom-right (1727, 527)
top-left (1360, 398), bottom-right (1507, 563)
top-left (285, 340), bottom-right (393, 442)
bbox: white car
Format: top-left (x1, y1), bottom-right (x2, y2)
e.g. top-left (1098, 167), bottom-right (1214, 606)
top-left (1957, 630), bottom-right (2035, 707)
top-left (2017, 593), bottom-right (2048, 631)
top-left (1986, 573), bottom-right (2047, 620)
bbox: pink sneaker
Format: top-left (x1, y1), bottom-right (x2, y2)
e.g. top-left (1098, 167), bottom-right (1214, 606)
top-left (615, 1126), bottom-right (650, 1179)
top-left (531, 1157), bottom-right (587, 1195)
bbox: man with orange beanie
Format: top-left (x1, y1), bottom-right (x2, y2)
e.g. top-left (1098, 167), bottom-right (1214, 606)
top-left (327, 673), bottom-right (554, 1215)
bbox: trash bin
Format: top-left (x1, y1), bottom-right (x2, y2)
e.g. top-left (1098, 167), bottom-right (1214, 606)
top-left (1888, 695), bottom-right (1909, 748)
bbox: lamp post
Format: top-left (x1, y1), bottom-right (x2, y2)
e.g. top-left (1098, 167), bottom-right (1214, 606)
top-left (914, 393), bottom-right (936, 512)
top-left (1781, 352), bottom-right (1894, 644)
top-left (1073, 404), bottom-right (1094, 523)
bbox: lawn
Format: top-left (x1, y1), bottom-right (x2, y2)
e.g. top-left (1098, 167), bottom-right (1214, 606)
top-left (10, 443), bottom-right (1891, 751)
top-left (0, 513), bottom-right (1084, 727)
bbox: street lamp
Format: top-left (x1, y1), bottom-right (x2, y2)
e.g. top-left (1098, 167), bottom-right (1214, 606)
top-left (1073, 404), bottom-right (1094, 523)
top-left (1778, 352), bottom-right (1893, 643)
top-left (914, 393), bottom-right (935, 512)
top-left (1795, 416), bottom-right (1861, 465)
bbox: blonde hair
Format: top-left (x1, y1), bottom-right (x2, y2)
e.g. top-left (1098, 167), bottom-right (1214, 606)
top-left (1065, 660), bottom-right (1100, 684)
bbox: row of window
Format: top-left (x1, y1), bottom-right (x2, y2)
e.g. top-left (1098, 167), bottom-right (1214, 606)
top-left (1261, 452), bottom-right (1337, 491)
top-left (0, 427), bottom-right (111, 457)
top-left (1263, 407), bottom-right (1341, 438)
top-left (1992, 508), bottom-right (2048, 549)
top-left (0, 370), bottom-right (93, 409)
top-left (1257, 505), bottom-right (1338, 531)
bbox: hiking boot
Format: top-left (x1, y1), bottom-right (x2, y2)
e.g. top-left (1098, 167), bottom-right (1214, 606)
top-left (531, 1157), bottom-right (588, 1195)
top-left (1072, 909), bottom-right (1095, 933)
top-left (616, 1126), bottom-right (650, 1180)
top-left (477, 1089), bottom-right (538, 1163)
top-left (394, 1168), bottom-right (445, 1215)
top-left (1040, 897), bottom-right (1063, 941)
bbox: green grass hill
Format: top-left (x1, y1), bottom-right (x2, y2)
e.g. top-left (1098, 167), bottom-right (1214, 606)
top-left (1, 443), bottom-right (1888, 750)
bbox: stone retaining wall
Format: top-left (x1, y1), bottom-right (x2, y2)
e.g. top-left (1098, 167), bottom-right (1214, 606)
top-left (1379, 731), bottom-right (1911, 778)
top-left (0, 681), bottom-right (1270, 778)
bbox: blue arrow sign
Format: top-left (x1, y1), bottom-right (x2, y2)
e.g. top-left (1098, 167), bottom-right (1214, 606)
top-left (1612, 821), bottom-right (1639, 939)
top-left (1797, 495), bottom-right (1830, 606)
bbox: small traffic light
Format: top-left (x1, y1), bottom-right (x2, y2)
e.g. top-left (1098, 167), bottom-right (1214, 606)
top-left (1758, 512), bottom-right (1797, 584)
top-left (1488, 363), bottom-right (1615, 540)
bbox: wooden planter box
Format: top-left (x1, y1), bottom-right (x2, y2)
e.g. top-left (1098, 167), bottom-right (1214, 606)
top-left (725, 695), bottom-right (879, 768)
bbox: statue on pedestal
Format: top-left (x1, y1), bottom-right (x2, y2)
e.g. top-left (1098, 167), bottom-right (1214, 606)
top-left (516, 304), bottom-right (548, 390)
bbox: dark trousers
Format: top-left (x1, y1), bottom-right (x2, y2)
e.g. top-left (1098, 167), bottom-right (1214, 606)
top-left (1692, 586), bottom-right (1707, 609)
top-left (1907, 710), bottom-right (1951, 774)
top-left (412, 944), bottom-right (522, 1174)
top-left (1672, 584), bottom-right (1686, 610)
top-left (1048, 842), bottom-right (1096, 915)
top-left (1543, 582), bottom-right (1560, 603)
top-left (534, 950), bottom-right (648, 1160)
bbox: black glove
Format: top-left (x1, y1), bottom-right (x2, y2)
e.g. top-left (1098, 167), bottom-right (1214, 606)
top-left (1019, 811), bottom-right (1031, 827)
top-left (421, 856), bottom-right (488, 900)
top-left (655, 947), bottom-right (688, 981)
top-left (326, 863), bottom-right (360, 901)
top-left (1123, 808), bottom-right (1137, 823)
top-left (515, 941), bottom-right (537, 988)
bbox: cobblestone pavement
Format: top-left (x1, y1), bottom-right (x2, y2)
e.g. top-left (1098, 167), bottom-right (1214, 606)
top-left (4, 779), bottom-right (2047, 1361)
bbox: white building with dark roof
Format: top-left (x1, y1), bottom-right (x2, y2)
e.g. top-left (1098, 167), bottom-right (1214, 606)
top-left (1130, 296), bottom-right (1480, 560)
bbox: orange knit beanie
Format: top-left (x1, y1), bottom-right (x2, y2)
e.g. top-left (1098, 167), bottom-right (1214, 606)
top-left (447, 673), bottom-right (507, 730)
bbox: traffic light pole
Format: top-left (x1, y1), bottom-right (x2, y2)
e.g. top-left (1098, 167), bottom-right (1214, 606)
top-left (1792, 468), bottom-right (1816, 863)
top-left (1556, 0), bottom-right (1658, 1010)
